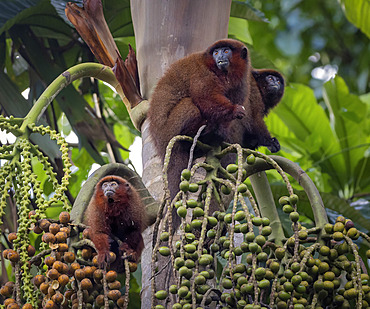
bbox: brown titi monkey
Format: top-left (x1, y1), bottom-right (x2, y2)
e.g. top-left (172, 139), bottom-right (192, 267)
top-left (148, 39), bottom-right (284, 205)
top-left (86, 175), bottom-right (146, 267)
top-left (148, 39), bottom-right (251, 199)
top-left (228, 69), bottom-right (284, 152)
top-left (253, 70), bottom-right (284, 116)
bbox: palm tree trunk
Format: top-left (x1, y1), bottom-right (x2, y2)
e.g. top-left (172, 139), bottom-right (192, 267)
top-left (130, 1), bottom-right (232, 307)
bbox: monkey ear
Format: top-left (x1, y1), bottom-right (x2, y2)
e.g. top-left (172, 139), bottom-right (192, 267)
top-left (251, 70), bottom-right (260, 79)
top-left (241, 47), bottom-right (248, 59)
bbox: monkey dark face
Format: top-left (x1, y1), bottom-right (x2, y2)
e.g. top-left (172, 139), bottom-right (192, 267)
top-left (263, 75), bottom-right (285, 102)
top-left (213, 47), bottom-right (232, 71)
top-left (266, 75), bottom-right (282, 90)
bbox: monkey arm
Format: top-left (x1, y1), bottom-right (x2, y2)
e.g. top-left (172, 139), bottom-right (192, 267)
top-left (243, 116), bottom-right (280, 153)
top-left (151, 98), bottom-right (203, 159)
top-left (200, 95), bottom-right (246, 122)
top-left (88, 204), bottom-right (112, 265)
top-left (90, 229), bottom-right (112, 267)
top-left (118, 229), bottom-right (144, 263)
top-left (90, 231), bottom-right (110, 255)
top-left (191, 79), bottom-right (246, 123)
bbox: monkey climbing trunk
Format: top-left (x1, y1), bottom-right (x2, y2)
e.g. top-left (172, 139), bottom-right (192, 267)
top-left (129, 0), bottom-right (232, 307)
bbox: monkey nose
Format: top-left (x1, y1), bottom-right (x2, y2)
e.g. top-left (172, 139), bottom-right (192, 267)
top-left (105, 190), bottom-right (115, 197)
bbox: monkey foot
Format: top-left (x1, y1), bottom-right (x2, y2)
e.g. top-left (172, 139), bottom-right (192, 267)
top-left (267, 137), bottom-right (280, 153)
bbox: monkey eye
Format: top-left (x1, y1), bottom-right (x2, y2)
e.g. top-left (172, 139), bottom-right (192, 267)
top-left (224, 50), bottom-right (229, 54)
top-left (102, 181), bottom-right (118, 189)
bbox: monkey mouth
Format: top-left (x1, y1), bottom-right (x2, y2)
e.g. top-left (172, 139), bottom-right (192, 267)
top-left (217, 61), bottom-right (229, 71)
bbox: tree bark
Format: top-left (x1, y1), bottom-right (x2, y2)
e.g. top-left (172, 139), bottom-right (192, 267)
top-left (130, 1), bottom-right (232, 307)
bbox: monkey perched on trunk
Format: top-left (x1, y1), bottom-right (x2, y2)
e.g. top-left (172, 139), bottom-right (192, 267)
top-left (86, 176), bottom-right (147, 267)
top-left (148, 39), bottom-right (250, 157)
top-left (148, 38), bottom-right (284, 203)
top-left (228, 69), bottom-right (284, 152)
top-left (148, 39), bottom-right (250, 199)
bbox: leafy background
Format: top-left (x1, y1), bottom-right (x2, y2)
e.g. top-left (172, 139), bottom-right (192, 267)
top-left (0, 0), bottom-right (369, 302)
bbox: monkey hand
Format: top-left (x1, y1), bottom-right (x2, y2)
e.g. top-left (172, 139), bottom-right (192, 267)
top-left (119, 242), bottom-right (139, 263)
top-left (267, 137), bottom-right (280, 153)
top-left (97, 250), bottom-right (111, 269)
top-left (233, 105), bottom-right (246, 119)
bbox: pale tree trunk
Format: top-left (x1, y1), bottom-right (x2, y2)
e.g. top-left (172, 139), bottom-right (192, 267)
top-left (130, 1), bottom-right (232, 307)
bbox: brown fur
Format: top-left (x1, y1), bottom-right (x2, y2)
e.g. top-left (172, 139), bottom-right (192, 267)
top-left (148, 39), bottom-right (251, 201)
top-left (228, 69), bottom-right (284, 151)
top-left (148, 39), bottom-right (251, 160)
top-left (148, 39), bottom-right (284, 211)
top-left (87, 176), bottom-right (146, 266)
top-left (253, 69), bottom-right (284, 116)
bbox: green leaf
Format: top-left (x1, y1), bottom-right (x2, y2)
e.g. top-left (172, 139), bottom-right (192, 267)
top-left (51, 0), bottom-right (134, 38)
top-left (323, 76), bottom-right (369, 196)
top-left (0, 0), bottom-right (69, 36)
top-left (321, 193), bottom-right (370, 230)
top-left (31, 157), bottom-right (48, 188)
top-left (107, 4), bottom-right (133, 37)
top-left (114, 124), bottom-right (135, 160)
top-left (359, 92), bottom-right (370, 135)
top-left (0, 72), bottom-right (62, 162)
top-left (9, 25), bottom-right (123, 164)
top-left (57, 113), bottom-right (72, 137)
top-left (228, 17), bottom-right (253, 45)
top-left (45, 203), bottom-right (64, 219)
top-left (0, 0), bottom-right (40, 31)
top-left (69, 147), bottom-right (96, 198)
top-left (128, 272), bottom-right (141, 309)
top-left (51, 0), bottom-right (83, 25)
top-left (273, 83), bottom-right (346, 192)
top-left (353, 152), bottom-right (370, 191)
top-left (338, 0), bottom-right (370, 39)
top-left (231, 1), bottom-right (268, 22)
top-left (114, 36), bottom-right (136, 56)
top-left (360, 92), bottom-right (370, 105)
top-left (43, 179), bottom-right (54, 197)
top-left (248, 47), bottom-right (278, 70)
top-left (0, 33), bottom-right (5, 70)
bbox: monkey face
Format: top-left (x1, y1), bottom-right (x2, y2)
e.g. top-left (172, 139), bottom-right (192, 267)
top-left (102, 181), bottom-right (118, 199)
top-left (213, 47), bottom-right (232, 71)
top-left (265, 75), bottom-right (283, 91)
top-left (101, 178), bottom-right (131, 203)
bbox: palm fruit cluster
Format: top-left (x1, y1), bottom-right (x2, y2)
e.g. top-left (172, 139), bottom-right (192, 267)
top-left (0, 120), bottom-right (71, 308)
top-left (0, 211), bottom-right (137, 309)
top-left (152, 150), bottom-right (370, 309)
top-left (0, 119), bottom-right (139, 308)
